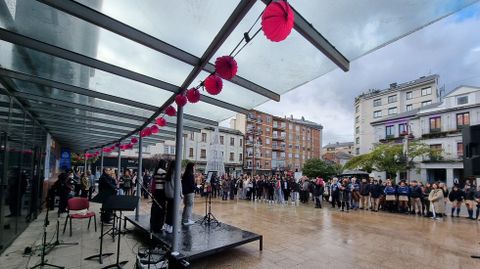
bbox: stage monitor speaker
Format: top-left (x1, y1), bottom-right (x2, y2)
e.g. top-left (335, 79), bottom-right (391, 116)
top-left (463, 124), bottom-right (480, 176)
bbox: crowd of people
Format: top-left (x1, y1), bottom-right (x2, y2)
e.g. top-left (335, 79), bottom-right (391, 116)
top-left (197, 174), bottom-right (480, 221)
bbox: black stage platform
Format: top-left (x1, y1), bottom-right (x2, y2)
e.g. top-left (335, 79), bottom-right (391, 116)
top-left (125, 214), bottom-right (263, 262)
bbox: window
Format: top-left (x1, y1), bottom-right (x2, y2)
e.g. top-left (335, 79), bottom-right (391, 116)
top-left (406, 91), bottom-right (413, 100)
top-left (421, 87), bottom-right (432, 96)
top-left (239, 153), bottom-right (243, 161)
top-left (163, 145), bottom-right (170, 154)
top-left (355, 148), bottom-right (360, 155)
top-left (355, 137), bottom-right (360, 144)
top-left (295, 125), bottom-right (300, 131)
top-left (373, 99), bottom-right (382, 107)
top-left (421, 100), bottom-right (432, 107)
top-left (430, 144), bottom-right (442, 153)
top-left (386, 125), bottom-right (394, 138)
top-left (201, 133), bottom-right (207, 142)
top-left (457, 142), bottom-right (464, 157)
top-left (388, 107), bottom-right (397, 115)
top-left (266, 138), bottom-right (270, 145)
top-left (429, 117), bottom-right (441, 133)
top-left (239, 139), bottom-right (243, 147)
top-left (289, 124), bottom-right (293, 130)
top-left (399, 123), bottom-right (408, 135)
top-left (355, 116), bottom-right (359, 123)
top-left (220, 136), bottom-right (224, 145)
top-left (456, 112), bottom-right (470, 129)
top-left (355, 127), bottom-right (359, 134)
top-left (189, 148), bottom-right (194, 158)
top-left (190, 132), bottom-right (194, 140)
top-left (266, 116), bottom-right (271, 123)
top-left (373, 110), bottom-right (382, 118)
top-left (388, 95), bottom-right (397, 103)
top-left (200, 149), bottom-right (206, 159)
top-left (230, 137), bottom-right (235, 146)
top-left (406, 104), bottom-right (413, 111)
top-left (457, 96), bottom-right (468, 105)
top-left (229, 152), bottom-right (234, 161)
top-left (288, 153), bottom-right (293, 158)
top-left (355, 106), bottom-right (359, 113)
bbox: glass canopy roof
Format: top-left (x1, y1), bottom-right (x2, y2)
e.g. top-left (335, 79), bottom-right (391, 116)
top-left (0, 0), bottom-right (476, 151)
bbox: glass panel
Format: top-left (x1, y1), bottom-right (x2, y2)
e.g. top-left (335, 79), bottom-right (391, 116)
top-left (183, 101), bottom-right (235, 123)
top-left (11, 79), bottom-right (155, 119)
top-left (0, 40), bottom-right (173, 107)
top-left (75, 0), bottom-right (240, 57)
top-left (213, 1), bottom-right (336, 93)
top-left (1, 0), bottom-right (193, 85)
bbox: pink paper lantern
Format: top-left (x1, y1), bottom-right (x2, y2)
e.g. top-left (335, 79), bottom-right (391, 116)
top-left (165, 105), bottom-right (176, 117)
top-left (215, 55), bottom-right (238, 80)
top-left (150, 124), bottom-right (159, 134)
top-left (131, 137), bottom-right (138, 144)
top-left (186, 87), bottom-right (201, 103)
top-left (261, 0), bottom-right (294, 42)
top-left (155, 117), bottom-right (167, 127)
top-left (204, 74), bottom-right (223, 95)
top-left (175, 94), bottom-right (188, 107)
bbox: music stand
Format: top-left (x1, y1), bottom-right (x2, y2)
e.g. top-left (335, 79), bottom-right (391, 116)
top-left (84, 192), bottom-right (115, 264)
top-left (101, 195), bottom-right (139, 269)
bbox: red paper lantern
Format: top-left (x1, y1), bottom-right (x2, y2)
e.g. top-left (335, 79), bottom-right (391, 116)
top-left (150, 124), bottom-right (159, 134)
top-left (155, 117), bottom-right (167, 127)
top-left (144, 127), bottom-right (152, 137)
top-left (131, 137), bottom-right (138, 144)
top-left (215, 56), bottom-right (238, 80)
top-left (186, 87), bottom-right (201, 103)
top-left (204, 74), bottom-right (223, 95)
top-left (175, 94), bottom-right (188, 107)
top-left (127, 143), bottom-right (133, 150)
top-left (261, 0), bottom-right (294, 42)
top-left (165, 105), bottom-right (176, 117)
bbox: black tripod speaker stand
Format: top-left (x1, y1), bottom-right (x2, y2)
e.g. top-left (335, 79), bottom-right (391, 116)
top-left (31, 205), bottom-right (78, 268)
top-left (196, 191), bottom-right (220, 226)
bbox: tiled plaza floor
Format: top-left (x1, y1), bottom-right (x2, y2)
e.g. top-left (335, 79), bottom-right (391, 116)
top-left (1, 196), bottom-right (479, 269)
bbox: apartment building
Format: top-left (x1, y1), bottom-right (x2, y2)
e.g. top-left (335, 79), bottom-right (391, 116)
top-left (322, 142), bottom-right (354, 165)
top-left (371, 85), bottom-right (480, 187)
top-left (354, 75), bottom-right (439, 155)
top-left (230, 110), bottom-right (323, 174)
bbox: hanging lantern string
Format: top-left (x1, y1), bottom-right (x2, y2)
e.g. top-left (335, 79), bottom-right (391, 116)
top-left (232, 28), bottom-right (262, 58)
top-left (229, 11), bottom-right (263, 57)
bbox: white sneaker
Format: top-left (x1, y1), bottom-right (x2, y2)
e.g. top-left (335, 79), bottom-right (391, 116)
top-left (165, 225), bottom-right (173, 233)
top-left (183, 220), bottom-right (195, 226)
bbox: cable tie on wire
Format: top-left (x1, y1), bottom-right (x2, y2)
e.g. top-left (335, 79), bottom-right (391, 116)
top-left (244, 32), bottom-right (251, 43)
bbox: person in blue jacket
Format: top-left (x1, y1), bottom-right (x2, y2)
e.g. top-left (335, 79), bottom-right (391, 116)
top-left (396, 181), bottom-right (410, 213)
top-left (384, 180), bottom-right (397, 212)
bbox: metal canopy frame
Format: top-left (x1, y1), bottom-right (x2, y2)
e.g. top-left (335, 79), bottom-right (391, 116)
top-left (0, 0), bottom-right (353, 152)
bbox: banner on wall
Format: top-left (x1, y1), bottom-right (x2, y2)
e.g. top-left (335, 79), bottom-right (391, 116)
top-left (59, 148), bottom-right (71, 170)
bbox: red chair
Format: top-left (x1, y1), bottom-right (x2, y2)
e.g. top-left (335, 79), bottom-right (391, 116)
top-left (63, 197), bottom-right (97, 236)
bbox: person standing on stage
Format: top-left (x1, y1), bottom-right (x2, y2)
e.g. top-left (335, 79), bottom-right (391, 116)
top-left (181, 162), bottom-right (196, 226)
top-left (163, 160), bottom-right (176, 233)
top-left (150, 160), bottom-right (167, 233)
top-left (98, 168), bottom-right (117, 224)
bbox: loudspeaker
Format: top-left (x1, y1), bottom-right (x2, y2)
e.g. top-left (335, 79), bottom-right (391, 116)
top-left (463, 124), bottom-right (480, 176)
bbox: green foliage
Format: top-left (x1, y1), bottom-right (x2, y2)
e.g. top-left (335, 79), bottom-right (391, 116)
top-left (302, 158), bottom-right (338, 178)
top-left (344, 141), bottom-right (441, 176)
top-left (181, 159), bottom-right (191, 169)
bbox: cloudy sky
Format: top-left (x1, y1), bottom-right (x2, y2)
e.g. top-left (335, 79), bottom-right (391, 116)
top-left (252, 2), bottom-right (480, 146)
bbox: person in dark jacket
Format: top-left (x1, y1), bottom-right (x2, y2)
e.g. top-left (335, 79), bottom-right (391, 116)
top-left (182, 162), bottom-right (196, 225)
top-left (464, 181), bottom-right (477, 220)
top-left (150, 160), bottom-right (167, 233)
top-left (396, 181), bottom-right (410, 213)
top-left (164, 160), bottom-right (176, 232)
top-left (314, 177), bottom-right (325, 208)
top-left (448, 184), bottom-right (464, 217)
top-left (369, 179), bottom-right (382, 211)
top-left (422, 183), bottom-right (432, 217)
top-left (359, 178), bottom-right (370, 210)
top-left (409, 180), bottom-right (423, 215)
top-left (98, 168), bottom-right (117, 223)
top-left (338, 178), bottom-right (351, 212)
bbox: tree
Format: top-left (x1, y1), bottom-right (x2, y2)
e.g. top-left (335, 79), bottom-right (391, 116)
top-left (345, 141), bottom-right (440, 179)
top-left (302, 158), bottom-right (338, 178)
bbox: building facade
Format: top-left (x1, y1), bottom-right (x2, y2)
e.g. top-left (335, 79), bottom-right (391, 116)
top-left (371, 85), bottom-right (480, 187)
top-left (230, 110), bottom-right (323, 175)
top-left (354, 75), bottom-right (439, 155)
top-left (322, 142), bottom-right (354, 165)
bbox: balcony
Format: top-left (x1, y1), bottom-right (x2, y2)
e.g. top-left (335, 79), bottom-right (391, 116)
top-left (272, 134), bottom-right (285, 141)
top-left (246, 128), bottom-right (262, 135)
top-left (272, 124), bottom-right (286, 130)
top-left (421, 129), bottom-right (460, 139)
top-left (272, 144), bottom-right (286, 151)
